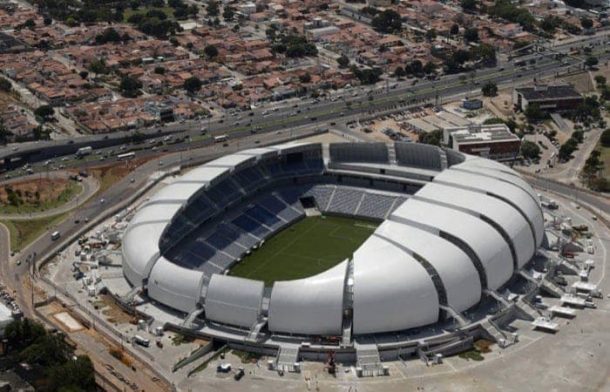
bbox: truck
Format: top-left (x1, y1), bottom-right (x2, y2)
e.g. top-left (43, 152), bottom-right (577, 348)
top-left (75, 146), bottom-right (93, 158)
top-left (134, 335), bottom-right (150, 347)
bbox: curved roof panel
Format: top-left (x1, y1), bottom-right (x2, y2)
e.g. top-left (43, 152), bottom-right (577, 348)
top-left (147, 257), bottom-right (204, 313)
top-left (352, 236), bottom-right (439, 334)
top-left (121, 222), bottom-right (165, 286)
top-left (129, 203), bottom-right (181, 227)
top-left (205, 275), bottom-right (265, 328)
top-left (415, 182), bottom-right (535, 268)
top-left (268, 260), bottom-right (347, 335)
top-left (391, 199), bottom-right (514, 290)
top-left (433, 169), bottom-right (544, 248)
top-left (375, 221), bottom-right (481, 312)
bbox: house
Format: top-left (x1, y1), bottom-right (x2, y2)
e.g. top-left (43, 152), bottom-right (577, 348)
top-left (513, 84), bottom-right (583, 112)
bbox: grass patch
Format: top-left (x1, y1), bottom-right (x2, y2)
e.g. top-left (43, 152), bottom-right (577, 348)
top-left (171, 332), bottom-right (195, 346)
top-left (458, 339), bottom-right (493, 361)
top-left (1, 212), bottom-right (68, 252)
top-left (123, 6), bottom-right (174, 22)
top-left (229, 215), bottom-right (378, 285)
top-left (598, 144), bottom-right (610, 179)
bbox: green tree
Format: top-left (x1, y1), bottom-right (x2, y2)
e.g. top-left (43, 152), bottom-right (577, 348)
top-left (450, 23), bottom-right (460, 35)
top-left (0, 76), bottom-right (11, 92)
top-left (581, 17), bottom-right (593, 30)
top-left (585, 56), bottom-right (598, 68)
top-left (425, 28), bottom-right (437, 41)
top-left (204, 44), bottom-right (219, 58)
top-left (0, 120), bottom-right (9, 145)
top-left (88, 58), bottom-right (109, 74)
top-left (34, 105), bottom-right (54, 121)
top-left (119, 75), bottom-right (142, 98)
top-left (207, 0), bottom-right (219, 16)
top-left (337, 55), bottom-right (349, 68)
top-left (48, 355), bottom-right (96, 392)
top-left (223, 5), bottom-right (235, 21)
top-left (520, 140), bottom-right (541, 160)
top-left (524, 103), bottom-right (545, 121)
top-left (371, 9), bottom-right (402, 34)
top-left (595, 75), bottom-right (606, 87)
top-left (419, 129), bottom-right (443, 146)
top-left (299, 73), bottom-right (311, 83)
top-left (481, 81), bottom-right (498, 97)
top-left (463, 27), bottom-right (479, 42)
top-left (461, 0), bottom-right (477, 11)
top-left (423, 61), bottom-right (437, 74)
top-left (601, 129), bottom-right (610, 147)
top-left (183, 76), bottom-right (202, 94)
top-left (394, 66), bottom-right (406, 77)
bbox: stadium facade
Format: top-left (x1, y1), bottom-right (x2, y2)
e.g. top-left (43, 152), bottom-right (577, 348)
top-left (120, 142), bottom-right (544, 366)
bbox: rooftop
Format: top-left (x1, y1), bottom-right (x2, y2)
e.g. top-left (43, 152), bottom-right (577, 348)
top-left (515, 84), bottom-right (582, 101)
top-left (446, 124), bottom-right (520, 144)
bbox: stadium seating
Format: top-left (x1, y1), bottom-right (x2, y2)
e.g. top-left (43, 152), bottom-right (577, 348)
top-left (357, 193), bottom-right (398, 220)
top-left (327, 188), bottom-right (364, 215)
top-left (394, 142), bottom-right (442, 170)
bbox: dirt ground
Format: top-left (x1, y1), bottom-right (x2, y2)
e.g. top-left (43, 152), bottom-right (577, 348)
top-left (92, 293), bottom-right (138, 325)
top-left (0, 178), bottom-right (73, 205)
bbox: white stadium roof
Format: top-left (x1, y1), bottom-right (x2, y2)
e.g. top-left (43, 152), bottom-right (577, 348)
top-left (121, 142), bottom-right (544, 337)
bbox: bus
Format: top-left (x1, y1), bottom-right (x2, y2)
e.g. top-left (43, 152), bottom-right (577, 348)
top-left (214, 135), bottom-right (228, 143)
top-left (117, 152), bottom-right (135, 161)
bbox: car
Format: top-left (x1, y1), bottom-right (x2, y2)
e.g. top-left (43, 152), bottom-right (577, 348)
top-left (16, 260), bottom-right (21, 266)
top-left (100, 198), bottom-right (105, 204)
top-left (130, 178), bottom-right (135, 183)
top-left (158, 160), bottom-right (163, 166)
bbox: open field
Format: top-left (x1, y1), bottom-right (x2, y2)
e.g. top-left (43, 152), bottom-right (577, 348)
top-left (1, 212), bottom-right (68, 252)
top-left (229, 215), bottom-right (378, 285)
top-left (0, 178), bottom-right (82, 214)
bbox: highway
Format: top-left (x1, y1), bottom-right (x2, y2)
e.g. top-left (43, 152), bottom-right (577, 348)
top-left (1, 31), bottom-right (609, 170)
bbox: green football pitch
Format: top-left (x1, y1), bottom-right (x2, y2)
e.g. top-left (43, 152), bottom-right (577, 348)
top-left (228, 215), bottom-right (378, 286)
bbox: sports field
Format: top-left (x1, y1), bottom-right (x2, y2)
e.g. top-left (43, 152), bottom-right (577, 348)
top-left (229, 215), bottom-right (378, 285)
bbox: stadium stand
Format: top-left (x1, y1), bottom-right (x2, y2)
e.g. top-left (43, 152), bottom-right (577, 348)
top-left (394, 142), bottom-right (443, 170)
top-left (329, 143), bottom-right (389, 163)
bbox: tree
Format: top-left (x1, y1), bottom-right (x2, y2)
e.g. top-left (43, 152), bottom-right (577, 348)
top-left (204, 44), bottom-right (218, 58)
top-left (0, 76), bottom-right (12, 92)
top-left (79, 70), bottom-right (88, 79)
top-left (520, 140), bottom-right (541, 160)
top-left (154, 66), bottom-right (165, 74)
top-left (119, 75), bottom-right (142, 98)
top-left (423, 61), bottom-right (437, 75)
top-left (463, 27), bottom-right (479, 42)
top-left (558, 140), bottom-right (577, 161)
top-left (394, 66), bottom-right (406, 78)
top-left (183, 76), bottom-right (202, 94)
top-left (585, 56), bottom-right (598, 68)
top-left (481, 81), bottom-right (498, 97)
top-left (299, 73), bottom-right (311, 83)
top-left (524, 103), bottom-right (545, 121)
top-left (207, 0), bottom-right (219, 16)
top-left (419, 129), bottom-right (443, 146)
top-left (601, 129), bottom-right (610, 147)
top-left (0, 120), bottom-right (9, 145)
top-left (223, 5), bottom-right (235, 21)
top-left (48, 355), bottom-right (96, 392)
top-left (461, 0), bottom-right (477, 11)
top-left (405, 59), bottom-right (423, 75)
top-left (371, 9), bottom-right (402, 34)
top-left (425, 28), bottom-right (437, 41)
top-left (450, 23), bottom-right (459, 35)
top-left (88, 58), bottom-right (109, 75)
top-left (595, 75), bottom-right (606, 87)
top-left (34, 105), bottom-right (54, 121)
top-left (337, 55), bottom-right (349, 68)
top-left (581, 17), bottom-right (593, 30)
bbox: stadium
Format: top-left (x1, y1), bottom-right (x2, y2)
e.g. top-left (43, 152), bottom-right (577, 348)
top-left (119, 141), bottom-right (544, 372)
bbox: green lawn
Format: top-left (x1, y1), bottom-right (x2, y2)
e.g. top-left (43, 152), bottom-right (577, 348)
top-left (123, 6), bottom-right (175, 22)
top-left (599, 144), bottom-right (610, 179)
top-left (229, 215), bottom-right (378, 285)
top-left (1, 212), bottom-right (68, 252)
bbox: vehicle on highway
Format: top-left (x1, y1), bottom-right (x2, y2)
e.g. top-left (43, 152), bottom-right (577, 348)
top-left (117, 152), bottom-right (135, 161)
top-left (75, 146), bottom-right (93, 158)
top-left (214, 135), bottom-right (229, 143)
top-left (51, 231), bottom-right (61, 241)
